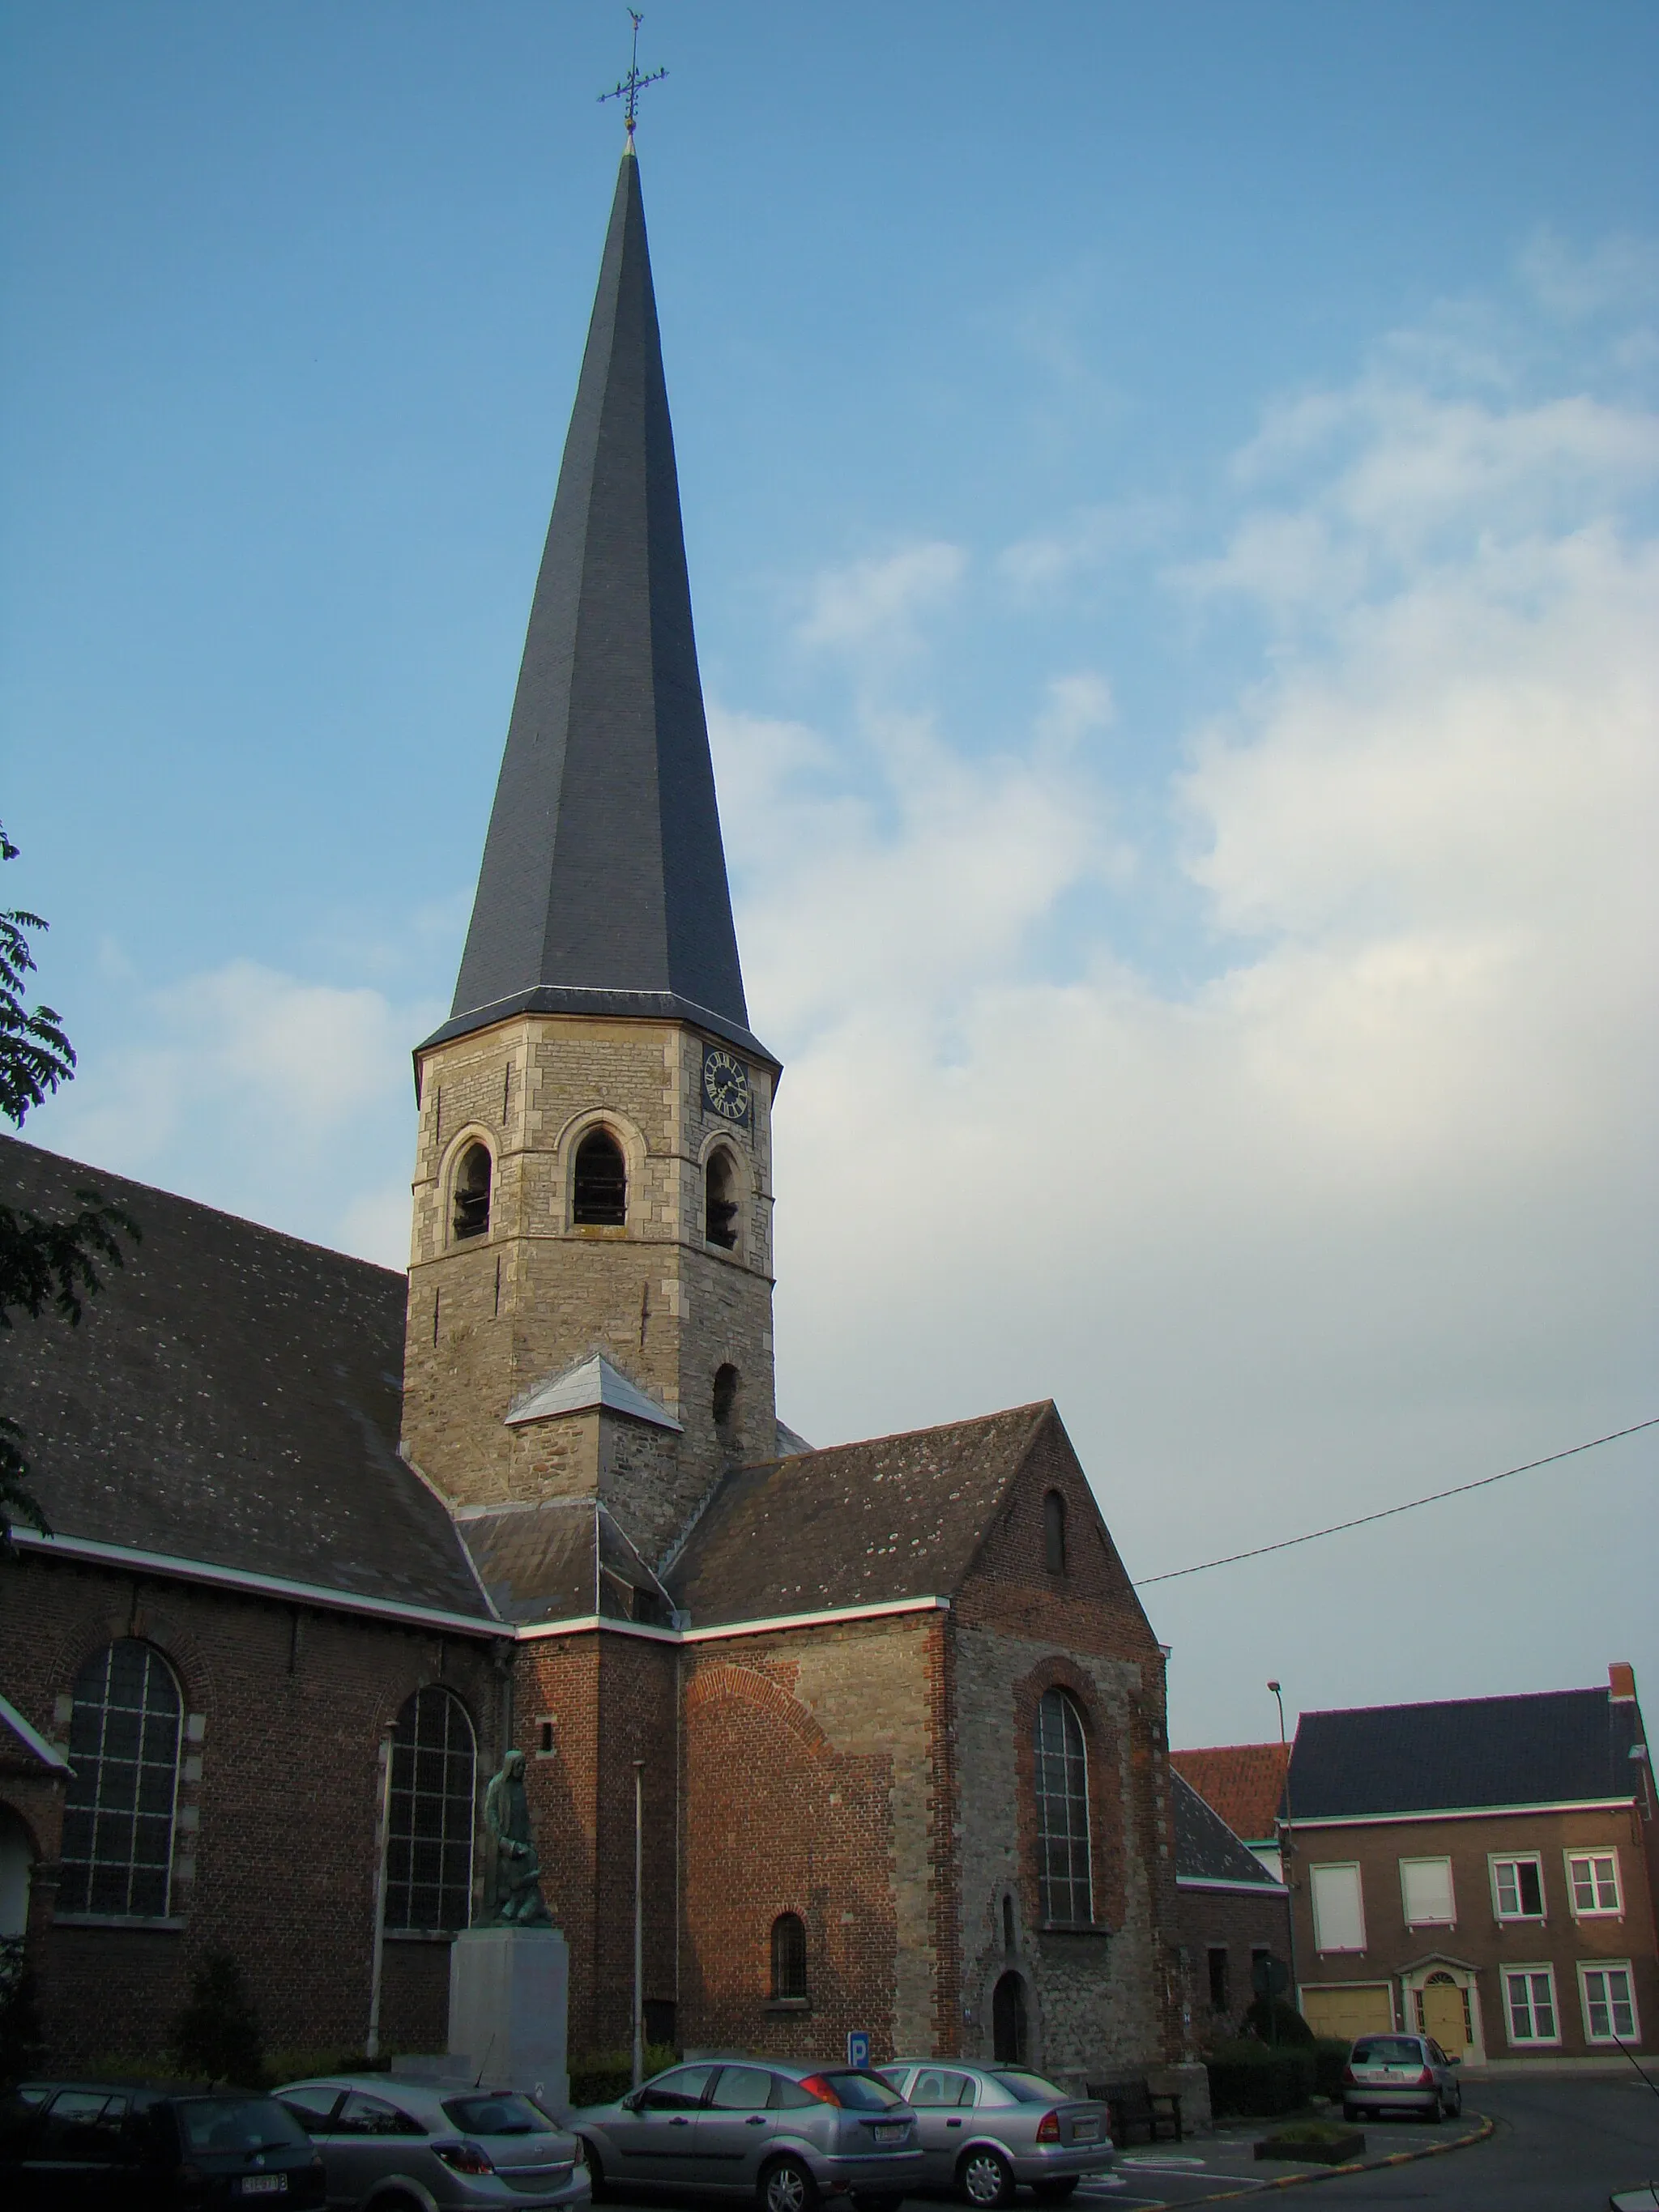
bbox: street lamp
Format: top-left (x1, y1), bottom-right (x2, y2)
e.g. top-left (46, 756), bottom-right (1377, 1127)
top-left (1268, 1682), bottom-right (1299, 2005)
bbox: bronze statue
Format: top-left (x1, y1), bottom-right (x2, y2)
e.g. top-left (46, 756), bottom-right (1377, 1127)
top-left (483, 1749), bottom-right (554, 1925)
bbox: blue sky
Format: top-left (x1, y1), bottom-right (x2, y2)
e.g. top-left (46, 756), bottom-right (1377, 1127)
top-left (4, 2), bottom-right (1657, 1745)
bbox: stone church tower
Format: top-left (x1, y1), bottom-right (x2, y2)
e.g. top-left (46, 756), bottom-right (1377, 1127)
top-left (400, 145), bottom-right (780, 1568)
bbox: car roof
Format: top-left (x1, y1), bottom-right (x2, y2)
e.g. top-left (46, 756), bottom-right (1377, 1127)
top-left (15, 2081), bottom-right (241, 2100)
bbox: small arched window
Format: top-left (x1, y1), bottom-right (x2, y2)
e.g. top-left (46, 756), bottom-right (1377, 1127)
top-left (386, 1686), bottom-right (477, 1933)
top-left (1034, 1687), bottom-right (1091, 1927)
top-left (712, 1363), bottom-right (740, 1440)
top-left (771, 1911), bottom-right (808, 2000)
top-left (1002, 1893), bottom-right (1017, 1952)
top-left (59, 1639), bottom-right (182, 1919)
top-left (1043, 1490), bottom-right (1067, 1575)
top-left (452, 1143), bottom-right (492, 1241)
top-left (572, 1128), bottom-right (627, 1226)
top-left (705, 1148), bottom-right (740, 1251)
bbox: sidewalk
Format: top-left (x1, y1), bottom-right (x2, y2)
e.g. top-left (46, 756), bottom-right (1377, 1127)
top-left (1070, 2109), bottom-right (1492, 2207)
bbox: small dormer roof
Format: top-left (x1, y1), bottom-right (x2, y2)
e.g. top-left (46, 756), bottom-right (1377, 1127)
top-left (504, 1353), bottom-right (683, 1433)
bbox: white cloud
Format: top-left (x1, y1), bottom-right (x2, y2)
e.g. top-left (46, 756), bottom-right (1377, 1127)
top-left (797, 540), bottom-right (966, 653)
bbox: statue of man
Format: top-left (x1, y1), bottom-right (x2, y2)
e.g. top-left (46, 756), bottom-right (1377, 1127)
top-left (483, 1748), bottom-right (554, 1925)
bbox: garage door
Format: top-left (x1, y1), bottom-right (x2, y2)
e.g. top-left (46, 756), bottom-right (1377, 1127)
top-left (1301, 1984), bottom-right (1394, 2040)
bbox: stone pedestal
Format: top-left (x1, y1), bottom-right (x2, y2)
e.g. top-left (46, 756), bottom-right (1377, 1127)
top-left (447, 1925), bottom-right (570, 2115)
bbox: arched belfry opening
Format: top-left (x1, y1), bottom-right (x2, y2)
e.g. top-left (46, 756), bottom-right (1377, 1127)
top-left (572, 1127), bottom-right (627, 1225)
top-left (705, 1147), bottom-right (740, 1250)
top-left (1044, 1489), bottom-right (1068, 1575)
top-left (712, 1362), bottom-right (740, 1446)
top-left (452, 1143), bottom-right (493, 1242)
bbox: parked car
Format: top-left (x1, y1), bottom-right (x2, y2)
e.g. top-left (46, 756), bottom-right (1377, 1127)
top-left (875, 2063), bottom-right (1115, 2208)
top-left (0, 2080), bottom-right (327, 2210)
top-left (574, 2060), bottom-right (923, 2212)
top-left (1340, 2033), bottom-right (1462, 2123)
top-left (273, 2076), bottom-right (591, 2211)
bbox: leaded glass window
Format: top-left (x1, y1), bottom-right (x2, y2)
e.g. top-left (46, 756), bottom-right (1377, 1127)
top-left (770, 1911), bottom-right (807, 1999)
top-left (59, 1640), bottom-right (181, 1918)
top-left (385, 1686), bottom-right (476, 1933)
top-left (1034, 1686), bottom-right (1091, 1926)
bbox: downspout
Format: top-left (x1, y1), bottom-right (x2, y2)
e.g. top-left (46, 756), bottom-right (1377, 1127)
top-left (365, 1729), bottom-right (395, 2058)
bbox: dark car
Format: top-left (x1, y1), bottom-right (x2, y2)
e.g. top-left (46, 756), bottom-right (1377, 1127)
top-left (0, 2081), bottom-right (327, 2210)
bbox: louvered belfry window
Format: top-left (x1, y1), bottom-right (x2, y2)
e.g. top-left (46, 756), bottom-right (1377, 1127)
top-left (385, 1686), bottom-right (477, 1933)
top-left (1034, 1687), bottom-right (1092, 1926)
top-left (59, 1640), bottom-right (182, 1918)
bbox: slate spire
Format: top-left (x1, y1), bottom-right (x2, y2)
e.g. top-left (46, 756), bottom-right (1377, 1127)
top-left (431, 148), bottom-right (771, 1065)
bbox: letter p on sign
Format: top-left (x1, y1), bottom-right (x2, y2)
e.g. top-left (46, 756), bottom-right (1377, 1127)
top-left (847, 2031), bottom-right (871, 2068)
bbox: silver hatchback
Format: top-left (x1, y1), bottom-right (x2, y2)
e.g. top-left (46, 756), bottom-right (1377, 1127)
top-left (275, 2075), bottom-right (591, 2210)
top-left (876, 2065), bottom-right (1115, 2207)
top-left (575, 2061), bottom-right (923, 2212)
top-left (1340, 2034), bottom-right (1462, 2123)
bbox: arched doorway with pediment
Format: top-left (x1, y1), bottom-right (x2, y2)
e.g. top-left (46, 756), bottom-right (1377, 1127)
top-left (1401, 1957), bottom-right (1485, 2063)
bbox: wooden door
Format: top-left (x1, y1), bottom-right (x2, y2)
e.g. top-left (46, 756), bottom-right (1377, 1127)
top-left (1422, 1978), bottom-right (1470, 2054)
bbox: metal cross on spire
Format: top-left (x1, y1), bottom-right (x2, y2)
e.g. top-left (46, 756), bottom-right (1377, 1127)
top-left (599, 11), bottom-right (667, 139)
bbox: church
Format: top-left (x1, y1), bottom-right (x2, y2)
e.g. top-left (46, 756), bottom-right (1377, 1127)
top-left (0, 143), bottom-right (1203, 2112)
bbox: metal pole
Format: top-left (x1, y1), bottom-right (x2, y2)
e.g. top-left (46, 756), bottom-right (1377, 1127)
top-left (365, 1731), bottom-right (395, 2059)
top-left (1268, 1682), bottom-right (1299, 2008)
top-left (632, 1759), bottom-right (645, 2091)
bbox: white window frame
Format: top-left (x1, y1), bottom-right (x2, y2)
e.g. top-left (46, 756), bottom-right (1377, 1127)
top-left (1489, 1852), bottom-right (1546, 1923)
top-left (1398, 1855), bottom-right (1456, 1928)
top-left (1502, 1963), bottom-right (1561, 2047)
top-left (1579, 1960), bottom-right (1640, 2046)
top-left (1309, 1861), bottom-right (1367, 1954)
top-left (1563, 1848), bottom-right (1623, 1919)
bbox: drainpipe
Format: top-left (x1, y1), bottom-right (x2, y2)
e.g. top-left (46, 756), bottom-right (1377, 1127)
top-left (365, 1730), bottom-right (395, 2059)
top-left (632, 1759), bottom-right (646, 2090)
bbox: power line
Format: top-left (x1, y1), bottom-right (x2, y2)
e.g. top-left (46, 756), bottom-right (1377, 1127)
top-left (1132, 1417), bottom-right (1659, 1588)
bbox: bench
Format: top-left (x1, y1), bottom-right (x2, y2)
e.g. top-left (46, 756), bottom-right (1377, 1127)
top-left (1087, 2079), bottom-right (1183, 2146)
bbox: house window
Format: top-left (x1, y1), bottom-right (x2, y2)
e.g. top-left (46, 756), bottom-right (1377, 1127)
top-left (1034, 1687), bottom-right (1092, 1925)
top-left (1043, 1490), bottom-right (1067, 1575)
top-left (1580, 1963), bottom-right (1640, 2045)
top-left (451, 1143), bottom-right (492, 1240)
top-left (1503, 1966), bottom-right (1559, 2044)
top-left (1399, 1856), bottom-right (1456, 1926)
top-left (385, 1686), bottom-right (476, 1933)
top-left (1208, 1946), bottom-right (1230, 2014)
top-left (770, 1912), bottom-right (807, 2001)
top-left (572, 1128), bottom-right (627, 1225)
top-left (1565, 1851), bottom-right (1622, 1916)
top-left (1491, 1855), bottom-right (1546, 1920)
top-left (705, 1148), bottom-right (740, 1250)
top-left (1310, 1862), bottom-right (1367, 1953)
top-left (58, 1639), bottom-right (182, 1919)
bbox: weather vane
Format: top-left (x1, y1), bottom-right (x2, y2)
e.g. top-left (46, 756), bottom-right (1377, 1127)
top-left (599, 11), bottom-right (667, 140)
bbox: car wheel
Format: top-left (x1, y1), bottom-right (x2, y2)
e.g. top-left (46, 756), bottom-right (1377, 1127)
top-left (958, 2148), bottom-right (1016, 2209)
top-left (582, 2138), bottom-right (610, 2203)
top-left (1034, 2182), bottom-right (1079, 2204)
top-left (1448, 2092), bottom-right (1463, 2120)
top-left (761, 2154), bottom-right (819, 2212)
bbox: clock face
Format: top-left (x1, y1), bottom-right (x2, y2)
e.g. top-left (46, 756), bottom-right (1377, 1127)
top-left (702, 1046), bottom-right (751, 1126)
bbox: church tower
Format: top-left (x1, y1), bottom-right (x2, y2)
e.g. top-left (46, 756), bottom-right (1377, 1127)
top-left (400, 146), bottom-right (778, 1567)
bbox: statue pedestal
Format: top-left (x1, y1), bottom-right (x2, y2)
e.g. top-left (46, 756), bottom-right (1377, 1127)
top-left (447, 1925), bottom-right (569, 2115)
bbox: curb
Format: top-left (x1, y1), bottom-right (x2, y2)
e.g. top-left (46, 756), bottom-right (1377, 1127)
top-left (1149, 2111), bottom-right (1497, 2204)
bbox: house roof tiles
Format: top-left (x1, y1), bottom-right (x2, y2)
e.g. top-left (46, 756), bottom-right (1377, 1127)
top-left (1169, 1743), bottom-right (1287, 1843)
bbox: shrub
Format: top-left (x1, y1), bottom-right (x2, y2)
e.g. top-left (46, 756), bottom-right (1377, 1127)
top-left (0, 1937), bottom-right (44, 2085)
top-left (1313, 2038), bottom-right (1350, 2100)
top-left (569, 2043), bottom-right (679, 2109)
top-left (1206, 2039), bottom-right (1316, 2119)
top-left (170, 1953), bottom-right (264, 2088)
top-left (1243, 1994), bottom-right (1314, 2046)
top-left (262, 2048), bottom-right (391, 2089)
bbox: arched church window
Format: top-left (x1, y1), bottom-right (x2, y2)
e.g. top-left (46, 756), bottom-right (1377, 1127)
top-left (770, 1911), bottom-right (808, 2001)
top-left (1043, 1490), bottom-right (1067, 1575)
top-left (572, 1128), bottom-right (627, 1226)
top-left (992, 1971), bottom-right (1029, 2065)
top-left (386, 1686), bottom-right (477, 1933)
top-left (58, 1639), bottom-right (182, 1918)
top-left (712, 1363), bottom-right (740, 1441)
top-left (452, 1143), bottom-right (492, 1241)
top-left (705, 1148), bottom-right (740, 1251)
top-left (1034, 1687), bottom-right (1091, 1926)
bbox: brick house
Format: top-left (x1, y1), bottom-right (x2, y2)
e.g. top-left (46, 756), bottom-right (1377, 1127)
top-left (1286, 1670), bottom-right (1657, 2064)
top-left (1169, 1771), bottom-right (1291, 2039)
top-left (0, 144), bottom-right (1196, 2103)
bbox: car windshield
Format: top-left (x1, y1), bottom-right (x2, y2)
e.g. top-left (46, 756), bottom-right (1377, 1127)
top-left (823, 2073), bottom-right (906, 2111)
top-left (441, 2094), bottom-right (557, 2136)
top-left (177, 2099), bottom-right (309, 2154)
top-left (1352, 2039), bottom-right (1424, 2065)
top-left (992, 2073), bottom-right (1069, 2103)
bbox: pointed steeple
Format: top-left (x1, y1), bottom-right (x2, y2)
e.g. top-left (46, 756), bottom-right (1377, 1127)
top-left (429, 149), bottom-right (771, 1066)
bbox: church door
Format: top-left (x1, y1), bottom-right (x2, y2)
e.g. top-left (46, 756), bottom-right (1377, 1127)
top-left (992, 1972), bottom-right (1029, 2065)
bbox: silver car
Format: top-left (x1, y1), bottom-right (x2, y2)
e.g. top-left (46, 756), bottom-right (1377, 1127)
top-left (1340, 2033), bottom-right (1462, 2123)
top-left (574, 2061), bottom-right (923, 2212)
top-left (275, 2075), bottom-right (591, 2210)
top-left (876, 2065), bottom-right (1115, 2207)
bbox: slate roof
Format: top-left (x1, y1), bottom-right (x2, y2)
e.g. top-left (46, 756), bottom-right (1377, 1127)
top-left (457, 1498), bottom-right (672, 1628)
top-left (0, 1138), bottom-right (496, 1625)
top-left (1170, 1742), bottom-right (1288, 1843)
top-left (433, 147), bottom-right (772, 1071)
top-left (1288, 1689), bottom-right (1645, 1821)
top-left (1171, 1770), bottom-right (1285, 1889)
top-left (665, 1402), bottom-right (1052, 1626)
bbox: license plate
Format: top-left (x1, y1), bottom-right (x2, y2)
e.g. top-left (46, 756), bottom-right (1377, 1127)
top-left (872, 2125), bottom-right (906, 2143)
top-left (239, 2180), bottom-right (286, 2197)
top-left (1073, 2121), bottom-right (1098, 2141)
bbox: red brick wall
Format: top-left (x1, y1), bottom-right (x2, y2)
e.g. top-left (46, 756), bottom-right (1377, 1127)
top-left (1175, 1886), bottom-right (1294, 2042)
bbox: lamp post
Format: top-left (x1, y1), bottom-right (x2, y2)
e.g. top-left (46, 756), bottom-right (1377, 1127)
top-left (632, 1759), bottom-right (645, 2092)
top-left (1268, 1681), bottom-right (1299, 2006)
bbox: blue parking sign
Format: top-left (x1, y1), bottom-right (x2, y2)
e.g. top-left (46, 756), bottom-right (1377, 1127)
top-left (847, 2030), bottom-right (871, 2069)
